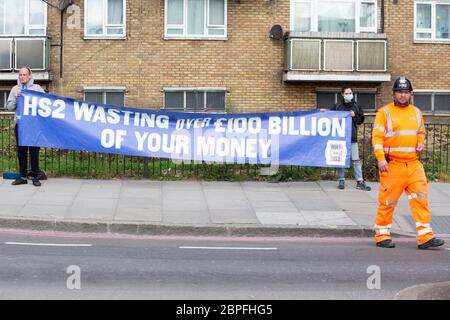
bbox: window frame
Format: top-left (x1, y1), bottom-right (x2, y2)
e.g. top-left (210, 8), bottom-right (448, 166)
top-left (315, 89), bottom-right (377, 111)
top-left (414, 0), bottom-right (450, 42)
top-left (164, 0), bottom-right (228, 39)
top-left (0, 38), bottom-right (12, 70)
top-left (84, 0), bottom-right (127, 39)
top-left (413, 91), bottom-right (450, 113)
top-left (323, 39), bottom-right (354, 71)
top-left (0, 90), bottom-right (8, 111)
top-left (83, 87), bottom-right (126, 106)
top-left (163, 88), bottom-right (227, 112)
top-left (0, 0), bottom-right (47, 36)
top-left (290, 0), bottom-right (377, 33)
top-left (14, 37), bottom-right (46, 71)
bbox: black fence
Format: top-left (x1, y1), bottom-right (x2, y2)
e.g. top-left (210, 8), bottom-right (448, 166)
top-left (1, 115), bottom-right (449, 182)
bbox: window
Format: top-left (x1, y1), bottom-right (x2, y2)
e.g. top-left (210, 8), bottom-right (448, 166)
top-left (165, 0), bottom-right (227, 38)
top-left (316, 90), bottom-right (376, 110)
top-left (291, 0), bottom-right (377, 33)
top-left (0, 0), bottom-right (47, 36)
top-left (163, 89), bottom-right (226, 112)
top-left (415, 1), bottom-right (450, 41)
top-left (15, 38), bottom-right (46, 70)
top-left (414, 92), bottom-right (450, 113)
top-left (84, 89), bottom-right (125, 106)
top-left (0, 90), bottom-right (8, 110)
top-left (85, 0), bottom-right (126, 37)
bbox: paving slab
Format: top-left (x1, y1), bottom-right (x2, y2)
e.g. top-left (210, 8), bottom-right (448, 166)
top-left (18, 205), bottom-right (67, 219)
top-left (162, 210), bottom-right (210, 224)
top-left (65, 207), bottom-right (115, 221)
top-left (250, 201), bottom-right (299, 213)
top-left (114, 207), bottom-right (162, 222)
top-left (0, 177), bottom-right (448, 238)
top-left (255, 212), bottom-right (308, 225)
top-left (210, 209), bottom-right (259, 224)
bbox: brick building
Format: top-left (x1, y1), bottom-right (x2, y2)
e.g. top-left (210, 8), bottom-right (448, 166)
top-left (1, 0), bottom-right (449, 117)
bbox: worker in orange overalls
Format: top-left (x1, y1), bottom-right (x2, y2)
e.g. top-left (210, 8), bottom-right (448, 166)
top-left (372, 77), bottom-right (445, 249)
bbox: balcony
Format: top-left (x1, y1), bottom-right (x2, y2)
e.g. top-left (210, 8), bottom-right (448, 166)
top-left (284, 32), bottom-right (391, 83)
top-left (0, 36), bottom-right (51, 81)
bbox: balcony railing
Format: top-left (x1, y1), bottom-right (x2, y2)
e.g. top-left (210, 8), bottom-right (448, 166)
top-left (284, 32), bottom-right (391, 82)
top-left (0, 36), bottom-right (50, 72)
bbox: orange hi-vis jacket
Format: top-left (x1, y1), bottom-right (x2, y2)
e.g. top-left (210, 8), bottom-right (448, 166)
top-left (372, 103), bottom-right (426, 162)
top-left (372, 103), bottom-right (434, 245)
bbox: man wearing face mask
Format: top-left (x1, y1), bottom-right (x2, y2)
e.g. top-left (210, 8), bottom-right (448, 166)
top-left (328, 87), bottom-right (371, 191)
top-left (372, 77), bottom-right (444, 249)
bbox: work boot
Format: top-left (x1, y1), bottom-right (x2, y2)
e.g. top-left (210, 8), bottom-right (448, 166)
top-left (418, 238), bottom-right (445, 250)
top-left (356, 180), bottom-right (371, 191)
top-left (11, 177), bottom-right (27, 185)
top-left (338, 180), bottom-right (345, 190)
top-left (376, 239), bottom-right (396, 248)
top-left (32, 178), bottom-right (41, 187)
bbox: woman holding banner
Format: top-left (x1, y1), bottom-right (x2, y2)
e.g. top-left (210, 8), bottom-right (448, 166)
top-left (323, 87), bottom-right (371, 191)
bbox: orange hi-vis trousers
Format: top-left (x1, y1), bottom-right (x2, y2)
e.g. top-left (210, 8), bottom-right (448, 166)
top-left (374, 159), bottom-right (434, 245)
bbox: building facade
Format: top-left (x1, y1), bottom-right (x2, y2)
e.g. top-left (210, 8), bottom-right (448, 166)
top-left (0, 0), bottom-right (449, 117)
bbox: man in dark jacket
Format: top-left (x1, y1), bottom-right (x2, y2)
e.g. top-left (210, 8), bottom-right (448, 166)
top-left (330, 87), bottom-right (371, 191)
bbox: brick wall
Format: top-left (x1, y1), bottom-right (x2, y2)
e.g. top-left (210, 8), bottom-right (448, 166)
top-left (49, 0), bottom-right (304, 112)
top-left (381, 1), bottom-right (450, 112)
top-left (43, 0), bottom-right (450, 116)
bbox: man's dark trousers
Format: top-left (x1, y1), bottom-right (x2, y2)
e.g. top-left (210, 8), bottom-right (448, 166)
top-left (15, 124), bottom-right (40, 178)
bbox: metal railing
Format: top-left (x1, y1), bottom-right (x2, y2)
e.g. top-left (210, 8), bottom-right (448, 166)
top-left (1, 116), bottom-right (449, 181)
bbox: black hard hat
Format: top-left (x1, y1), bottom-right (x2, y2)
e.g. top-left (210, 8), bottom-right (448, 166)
top-left (393, 77), bottom-right (413, 92)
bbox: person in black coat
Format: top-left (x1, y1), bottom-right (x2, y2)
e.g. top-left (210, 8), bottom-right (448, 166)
top-left (330, 87), bottom-right (371, 191)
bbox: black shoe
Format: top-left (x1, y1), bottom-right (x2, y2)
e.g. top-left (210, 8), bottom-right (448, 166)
top-left (376, 239), bottom-right (396, 248)
top-left (338, 180), bottom-right (345, 190)
top-left (32, 178), bottom-right (41, 187)
top-left (356, 180), bottom-right (371, 191)
top-left (11, 177), bottom-right (27, 185)
top-left (418, 238), bottom-right (445, 250)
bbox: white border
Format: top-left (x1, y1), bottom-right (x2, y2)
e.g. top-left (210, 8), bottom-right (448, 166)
top-left (289, 38), bottom-right (321, 70)
top-left (290, 0), bottom-right (377, 33)
top-left (0, 38), bottom-right (12, 70)
top-left (356, 40), bottom-right (387, 71)
top-left (0, 0), bottom-right (47, 36)
top-left (164, 0), bottom-right (227, 39)
top-left (14, 37), bottom-right (46, 70)
top-left (323, 39), bottom-right (354, 71)
top-left (414, 0), bottom-right (450, 42)
top-left (84, 0), bottom-right (126, 39)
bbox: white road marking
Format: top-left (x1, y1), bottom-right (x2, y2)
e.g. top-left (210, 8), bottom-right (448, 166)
top-left (5, 242), bottom-right (92, 247)
top-left (179, 246), bottom-right (277, 251)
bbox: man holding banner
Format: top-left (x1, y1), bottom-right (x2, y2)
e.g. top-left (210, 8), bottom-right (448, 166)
top-left (7, 67), bottom-right (45, 187)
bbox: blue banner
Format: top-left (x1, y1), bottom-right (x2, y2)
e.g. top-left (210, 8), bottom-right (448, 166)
top-left (17, 90), bottom-right (351, 168)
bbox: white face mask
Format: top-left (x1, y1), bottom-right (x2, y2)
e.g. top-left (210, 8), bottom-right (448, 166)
top-left (344, 94), bottom-right (353, 102)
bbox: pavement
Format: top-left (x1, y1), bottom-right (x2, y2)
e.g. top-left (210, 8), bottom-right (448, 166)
top-left (0, 177), bottom-right (449, 239)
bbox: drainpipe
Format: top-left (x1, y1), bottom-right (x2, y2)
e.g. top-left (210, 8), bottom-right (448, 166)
top-left (60, 9), bottom-right (64, 78)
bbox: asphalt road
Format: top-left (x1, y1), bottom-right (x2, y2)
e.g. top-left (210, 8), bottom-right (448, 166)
top-left (0, 229), bottom-right (449, 300)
